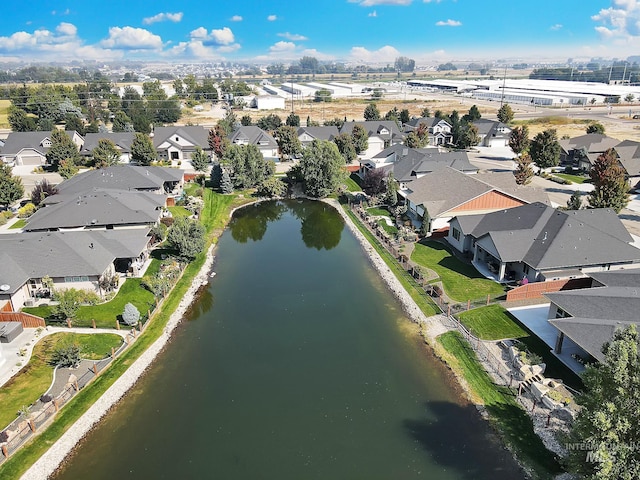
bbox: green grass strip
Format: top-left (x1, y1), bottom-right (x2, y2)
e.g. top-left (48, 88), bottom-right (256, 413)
top-left (437, 331), bottom-right (562, 479)
top-left (344, 206), bottom-right (438, 317)
top-left (457, 305), bottom-right (529, 341)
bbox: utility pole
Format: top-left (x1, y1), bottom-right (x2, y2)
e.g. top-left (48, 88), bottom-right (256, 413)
top-left (499, 65), bottom-right (507, 108)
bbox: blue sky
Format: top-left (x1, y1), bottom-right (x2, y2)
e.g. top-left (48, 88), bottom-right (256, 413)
top-left (0, 1), bottom-right (635, 64)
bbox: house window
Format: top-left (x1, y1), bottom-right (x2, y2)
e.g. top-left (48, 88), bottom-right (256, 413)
top-left (555, 307), bottom-right (571, 319)
top-left (175, 137), bottom-right (179, 142)
top-left (523, 264), bottom-right (530, 274)
top-left (452, 227), bottom-right (461, 241)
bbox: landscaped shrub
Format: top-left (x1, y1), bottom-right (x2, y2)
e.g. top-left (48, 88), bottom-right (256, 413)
top-left (17, 202), bottom-right (36, 218)
top-left (122, 302), bottom-right (140, 326)
top-left (49, 344), bottom-right (82, 368)
top-left (160, 217), bottom-right (174, 227)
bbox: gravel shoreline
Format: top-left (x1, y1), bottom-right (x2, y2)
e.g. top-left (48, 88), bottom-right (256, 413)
top-left (20, 244), bottom-right (217, 480)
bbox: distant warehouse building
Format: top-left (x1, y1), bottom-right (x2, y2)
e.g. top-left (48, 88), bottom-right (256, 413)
top-left (251, 95), bottom-right (286, 110)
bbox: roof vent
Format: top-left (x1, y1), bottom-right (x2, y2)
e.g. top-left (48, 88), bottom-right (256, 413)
top-left (0, 284), bottom-right (10, 291)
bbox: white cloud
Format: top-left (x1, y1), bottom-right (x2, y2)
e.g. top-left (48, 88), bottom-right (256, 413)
top-left (300, 48), bottom-right (335, 61)
top-left (423, 0), bottom-right (442, 3)
top-left (189, 26), bottom-right (235, 46)
top-left (435, 19), bottom-right (461, 26)
top-left (349, 0), bottom-right (412, 5)
top-left (101, 26), bottom-right (163, 50)
top-left (550, 24), bottom-right (563, 31)
top-left (270, 41), bottom-right (296, 53)
top-left (230, 15), bottom-right (243, 22)
top-left (51, 9), bottom-right (71, 16)
top-left (592, 0), bottom-right (640, 38)
top-left (143, 12), bottom-right (183, 25)
top-left (368, 10), bottom-right (378, 17)
top-left (349, 45), bottom-right (400, 62)
top-left (267, 15), bottom-right (278, 21)
top-left (278, 32), bottom-right (308, 41)
top-left (56, 22), bottom-right (77, 36)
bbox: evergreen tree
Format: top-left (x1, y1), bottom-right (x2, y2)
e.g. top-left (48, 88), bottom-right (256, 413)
top-left (351, 124), bottom-right (369, 154)
top-left (0, 164), bottom-right (24, 207)
top-left (130, 132), bottom-right (157, 166)
top-left (566, 191), bottom-right (583, 210)
top-left (46, 129), bottom-right (81, 171)
top-left (385, 172), bottom-right (398, 206)
top-left (112, 111), bottom-right (133, 133)
top-left (210, 162), bottom-right (223, 189)
top-left (220, 168), bottom-right (233, 194)
top-left (8, 106), bottom-right (37, 132)
top-left (586, 122), bottom-right (605, 134)
top-left (92, 138), bottom-right (121, 168)
top-left (509, 125), bottom-right (530, 156)
top-left (497, 103), bottom-right (514, 123)
top-left (513, 153), bottom-right (534, 185)
top-left (363, 103), bottom-right (380, 121)
top-left (286, 112), bottom-right (300, 127)
top-left (588, 148), bottom-right (629, 212)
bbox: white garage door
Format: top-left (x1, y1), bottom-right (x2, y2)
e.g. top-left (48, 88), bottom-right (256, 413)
top-left (19, 155), bottom-right (44, 166)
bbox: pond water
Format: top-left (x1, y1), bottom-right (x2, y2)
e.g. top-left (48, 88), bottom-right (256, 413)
top-left (53, 199), bottom-right (522, 480)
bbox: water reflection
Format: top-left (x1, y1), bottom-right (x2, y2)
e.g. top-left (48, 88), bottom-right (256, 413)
top-left (290, 200), bottom-right (344, 250)
top-left (230, 201), bottom-right (286, 243)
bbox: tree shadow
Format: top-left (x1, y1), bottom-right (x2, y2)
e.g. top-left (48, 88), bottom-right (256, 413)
top-left (403, 401), bottom-right (527, 480)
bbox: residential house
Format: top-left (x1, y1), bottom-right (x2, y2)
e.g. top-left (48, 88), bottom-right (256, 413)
top-left (0, 229), bottom-right (152, 311)
top-left (0, 131), bottom-right (83, 168)
top-left (448, 202), bottom-right (640, 283)
top-left (24, 189), bottom-right (166, 232)
top-left (611, 139), bottom-right (640, 190)
top-left (546, 268), bottom-right (640, 363)
top-left (472, 119), bottom-right (512, 148)
top-left (558, 133), bottom-right (619, 170)
top-left (80, 132), bottom-right (136, 164)
top-left (403, 167), bottom-right (548, 233)
top-left (228, 126), bottom-right (279, 160)
top-left (339, 121), bottom-right (404, 159)
top-left (367, 145), bottom-right (477, 189)
top-left (297, 126), bottom-right (339, 149)
top-left (153, 126), bottom-right (211, 166)
top-left (404, 117), bottom-right (453, 146)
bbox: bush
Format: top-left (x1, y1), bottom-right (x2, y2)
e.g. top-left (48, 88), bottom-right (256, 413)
top-left (49, 344), bottom-right (81, 367)
top-left (160, 217), bottom-right (175, 227)
top-left (150, 223), bottom-right (168, 243)
top-left (18, 202), bottom-right (36, 218)
top-left (122, 302), bottom-right (140, 326)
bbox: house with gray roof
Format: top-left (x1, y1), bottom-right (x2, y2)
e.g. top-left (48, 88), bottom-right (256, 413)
top-left (153, 126), bottom-right (211, 166)
top-left (80, 133), bottom-right (136, 164)
top-left (403, 117), bottom-right (453, 146)
top-left (0, 229), bottom-right (151, 311)
top-left (545, 268), bottom-right (640, 363)
top-left (472, 119), bottom-right (512, 148)
top-left (0, 131), bottom-right (83, 168)
top-left (368, 145), bottom-right (477, 187)
top-left (24, 189), bottom-right (165, 232)
top-left (297, 126), bottom-right (339, 149)
top-left (403, 167), bottom-right (549, 234)
top-left (611, 139), bottom-right (640, 189)
top-left (448, 202), bottom-right (640, 283)
top-left (50, 165), bottom-right (183, 199)
top-left (558, 133), bottom-right (620, 170)
top-left (339, 121), bottom-right (404, 159)
top-left (228, 126), bottom-right (278, 159)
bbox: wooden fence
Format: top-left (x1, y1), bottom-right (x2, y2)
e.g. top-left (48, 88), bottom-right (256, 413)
top-left (0, 312), bottom-right (46, 328)
top-left (506, 277), bottom-right (592, 302)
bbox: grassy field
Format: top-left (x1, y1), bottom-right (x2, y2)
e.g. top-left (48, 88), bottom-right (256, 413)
top-left (552, 173), bottom-right (589, 184)
top-left (343, 174), bottom-right (362, 192)
top-left (411, 241), bottom-right (506, 302)
top-left (366, 206), bottom-right (391, 216)
top-left (457, 304), bottom-right (529, 340)
top-left (8, 219), bottom-right (26, 230)
top-left (167, 206), bottom-right (191, 218)
top-left (0, 99), bottom-right (10, 128)
top-left (0, 332), bottom-right (122, 428)
top-left (437, 331), bottom-right (562, 479)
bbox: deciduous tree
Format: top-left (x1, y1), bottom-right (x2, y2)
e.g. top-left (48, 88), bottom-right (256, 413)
top-left (334, 133), bottom-right (357, 164)
top-left (275, 125), bottom-right (302, 160)
top-left (294, 139), bottom-right (346, 198)
top-left (167, 217), bottom-right (206, 260)
top-left (30, 178), bottom-right (57, 206)
top-left (363, 168), bottom-right (387, 196)
top-left (588, 148), bottom-right (629, 212)
top-left (92, 138), bottom-right (121, 168)
top-left (46, 129), bottom-right (81, 171)
top-left (586, 122), bottom-right (605, 134)
top-left (351, 124), bottom-right (369, 154)
top-left (208, 125), bottom-right (230, 160)
top-left (564, 324), bottom-right (640, 480)
top-left (566, 191), bottom-right (583, 210)
top-left (530, 129), bottom-right (561, 170)
top-left (190, 146), bottom-right (210, 173)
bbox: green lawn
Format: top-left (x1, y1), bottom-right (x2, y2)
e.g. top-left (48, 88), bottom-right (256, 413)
top-left (411, 241), bottom-right (506, 302)
top-left (367, 206), bottom-right (391, 216)
top-left (437, 331), bottom-right (562, 479)
top-left (552, 173), bottom-right (589, 184)
top-left (0, 332), bottom-right (122, 428)
top-left (167, 206), bottom-right (191, 218)
top-left (377, 218), bottom-right (398, 235)
top-left (8, 219), bottom-right (26, 230)
top-left (344, 174), bottom-right (362, 192)
top-left (457, 304), bottom-right (529, 340)
top-left (23, 276), bottom-right (156, 329)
